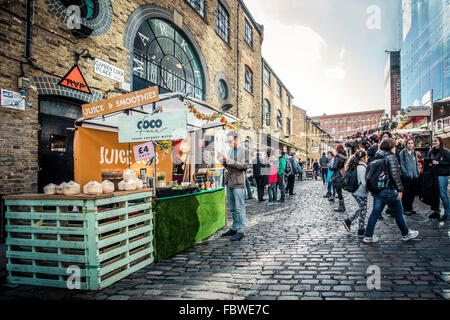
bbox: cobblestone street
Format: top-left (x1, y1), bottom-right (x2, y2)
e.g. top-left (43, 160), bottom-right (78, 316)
top-left (1, 180), bottom-right (449, 300)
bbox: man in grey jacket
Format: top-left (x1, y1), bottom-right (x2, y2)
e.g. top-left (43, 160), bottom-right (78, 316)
top-left (221, 131), bottom-right (250, 241)
top-left (398, 138), bottom-right (420, 215)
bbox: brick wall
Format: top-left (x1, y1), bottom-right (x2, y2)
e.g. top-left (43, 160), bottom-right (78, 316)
top-left (0, 0), bottom-right (263, 194)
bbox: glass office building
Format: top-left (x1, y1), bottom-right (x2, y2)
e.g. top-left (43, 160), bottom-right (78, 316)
top-left (401, 0), bottom-right (449, 108)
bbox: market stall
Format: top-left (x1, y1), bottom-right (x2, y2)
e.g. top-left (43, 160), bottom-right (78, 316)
top-left (4, 87), bottom-right (242, 289)
top-left (75, 90), bottom-right (241, 262)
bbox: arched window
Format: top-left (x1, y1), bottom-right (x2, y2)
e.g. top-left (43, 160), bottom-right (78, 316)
top-left (263, 99), bottom-right (271, 126)
top-left (346, 118), bottom-right (352, 123)
top-left (354, 117), bottom-right (360, 122)
top-left (276, 109), bottom-right (282, 128)
top-left (362, 117), bottom-right (368, 121)
top-left (132, 18), bottom-right (205, 100)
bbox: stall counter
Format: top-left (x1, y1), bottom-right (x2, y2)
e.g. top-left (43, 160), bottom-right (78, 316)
top-left (154, 187), bottom-right (226, 262)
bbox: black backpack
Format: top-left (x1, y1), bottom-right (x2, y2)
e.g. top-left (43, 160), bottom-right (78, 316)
top-left (365, 158), bottom-right (389, 194)
top-left (342, 164), bottom-right (364, 193)
top-left (285, 158), bottom-right (293, 175)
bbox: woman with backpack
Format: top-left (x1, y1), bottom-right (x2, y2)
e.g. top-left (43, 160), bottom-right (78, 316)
top-left (363, 138), bottom-right (419, 244)
top-left (342, 150), bottom-right (368, 237)
top-left (427, 137), bottom-right (450, 222)
top-left (331, 145), bottom-right (348, 212)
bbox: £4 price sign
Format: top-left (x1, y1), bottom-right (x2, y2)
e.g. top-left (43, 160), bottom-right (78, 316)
top-left (133, 142), bottom-right (155, 162)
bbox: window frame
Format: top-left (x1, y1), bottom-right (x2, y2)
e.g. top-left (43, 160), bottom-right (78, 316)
top-left (276, 109), bottom-right (282, 128)
top-left (244, 65), bottom-right (253, 94)
top-left (263, 99), bottom-right (271, 126)
top-left (216, 2), bottom-right (230, 43)
top-left (276, 82), bottom-right (282, 97)
top-left (286, 118), bottom-right (291, 135)
top-left (244, 18), bottom-right (253, 48)
top-left (185, 0), bottom-right (205, 18)
top-left (263, 67), bottom-right (270, 86)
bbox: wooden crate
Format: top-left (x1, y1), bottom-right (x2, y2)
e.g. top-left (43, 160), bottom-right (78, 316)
top-left (4, 191), bottom-right (153, 290)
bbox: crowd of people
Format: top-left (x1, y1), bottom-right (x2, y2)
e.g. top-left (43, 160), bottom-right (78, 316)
top-left (219, 131), bottom-right (449, 243)
top-left (329, 132), bottom-right (449, 244)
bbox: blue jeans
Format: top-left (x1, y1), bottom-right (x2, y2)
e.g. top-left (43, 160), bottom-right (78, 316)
top-left (268, 182), bottom-right (277, 203)
top-left (365, 189), bottom-right (409, 238)
top-left (226, 186), bottom-right (246, 233)
top-left (436, 176), bottom-right (450, 216)
top-left (327, 182), bottom-right (336, 196)
top-left (245, 176), bottom-right (253, 199)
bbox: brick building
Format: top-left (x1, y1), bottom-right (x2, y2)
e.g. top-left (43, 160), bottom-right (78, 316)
top-left (0, 0), bottom-right (264, 195)
top-left (261, 58), bottom-right (296, 154)
top-left (311, 109), bottom-right (385, 142)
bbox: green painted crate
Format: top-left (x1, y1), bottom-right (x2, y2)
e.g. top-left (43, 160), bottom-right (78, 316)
top-left (5, 191), bottom-right (154, 290)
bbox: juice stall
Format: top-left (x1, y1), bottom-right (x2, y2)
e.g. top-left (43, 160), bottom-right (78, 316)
top-left (4, 87), bottom-right (242, 289)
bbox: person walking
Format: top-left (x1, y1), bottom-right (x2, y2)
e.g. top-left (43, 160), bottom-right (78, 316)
top-left (427, 137), bottom-right (450, 222)
top-left (367, 131), bottom-right (394, 219)
top-left (298, 159), bottom-right (304, 181)
top-left (245, 174), bottom-right (253, 200)
top-left (398, 138), bottom-right (420, 215)
top-left (276, 150), bottom-right (287, 202)
top-left (221, 131), bottom-right (250, 241)
top-left (324, 151), bottom-right (337, 200)
top-left (363, 138), bottom-right (419, 244)
top-left (252, 152), bottom-right (268, 202)
top-left (267, 156), bottom-right (278, 205)
top-left (342, 150), bottom-right (368, 237)
top-left (286, 152), bottom-right (302, 196)
top-left (331, 145), bottom-right (348, 212)
top-left (319, 152), bottom-right (329, 184)
top-left (313, 160), bottom-right (320, 180)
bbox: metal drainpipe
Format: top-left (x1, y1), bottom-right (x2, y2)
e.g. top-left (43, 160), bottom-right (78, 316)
top-left (236, 2), bottom-right (240, 120)
top-left (24, 0), bottom-right (33, 61)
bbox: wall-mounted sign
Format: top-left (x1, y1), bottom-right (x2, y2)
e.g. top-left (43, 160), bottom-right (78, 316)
top-left (405, 106), bottom-right (431, 117)
top-left (118, 111), bottom-right (187, 143)
top-left (310, 147), bottom-right (320, 153)
top-left (94, 58), bottom-right (124, 83)
top-left (133, 142), bottom-right (155, 162)
top-left (81, 86), bottom-right (159, 119)
top-left (58, 64), bottom-right (91, 94)
top-left (1, 89), bottom-right (25, 111)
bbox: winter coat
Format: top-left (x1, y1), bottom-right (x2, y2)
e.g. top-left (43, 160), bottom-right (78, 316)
top-left (427, 148), bottom-right (450, 177)
top-left (398, 149), bottom-right (419, 179)
top-left (224, 146), bottom-right (250, 188)
top-left (331, 151), bottom-right (347, 178)
top-left (268, 166), bottom-right (278, 184)
top-left (367, 144), bottom-right (379, 163)
top-left (353, 160), bottom-right (368, 197)
top-left (319, 156), bottom-right (329, 167)
top-left (374, 149), bottom-right (403, 193)
top-left (277, 156), bottom-right (287, 175)
top-left (326, 157), bottom-right (335, 183)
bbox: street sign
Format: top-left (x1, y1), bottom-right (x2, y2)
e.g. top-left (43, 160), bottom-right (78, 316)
top-left (422, 90), bottom-right (432, 107)
top-left (405, 106), bottom-right (431, 117)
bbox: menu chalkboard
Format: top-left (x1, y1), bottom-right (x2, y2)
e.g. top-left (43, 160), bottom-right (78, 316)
top-left (194, 173), bottom-right (208, 185)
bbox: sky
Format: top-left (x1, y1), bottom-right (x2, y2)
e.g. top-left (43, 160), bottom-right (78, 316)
top-left (244, 0), bottom-right (402, 117)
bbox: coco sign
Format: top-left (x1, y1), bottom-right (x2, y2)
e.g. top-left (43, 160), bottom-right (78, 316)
top-left (118, 111), bottom-right (187, 143)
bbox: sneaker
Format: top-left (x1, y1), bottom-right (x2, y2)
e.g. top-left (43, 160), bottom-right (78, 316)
top-left (357, 229), bottom-right (366, 237)
top-left (231, 233), bottom-right (244, 241)
top-left (439, 215), bottom-right (448, 222)
top-left (429, 212), bottom-right (440, 219)
top-left (328, 196), bottom-right (335, 202)
top-left (402, 230), bottom-right (419, 242)
top-left (363, 235), bottom-right (379, 244)
top-left (222, 229), bottom-right (237, 237)
top-left (342, 219), bottom-right (351, 232)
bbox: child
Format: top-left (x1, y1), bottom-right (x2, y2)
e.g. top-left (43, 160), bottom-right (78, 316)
top-left (267, 156), bottom-right (278, 205)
